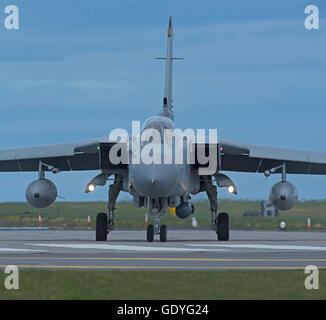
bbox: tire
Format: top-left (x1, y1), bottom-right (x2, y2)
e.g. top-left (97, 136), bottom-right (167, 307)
top-left (147, 224), bottom-right (154, 242)
top-left (217, 212), bottom-right (229, 241)
top-left (160, 225), bottom-right (167, 242)
top-left (96, 212), bottom-right (108, 241)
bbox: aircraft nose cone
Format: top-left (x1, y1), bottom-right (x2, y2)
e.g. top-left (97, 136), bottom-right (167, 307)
top-left (132, 163), bottom-right (177, 198)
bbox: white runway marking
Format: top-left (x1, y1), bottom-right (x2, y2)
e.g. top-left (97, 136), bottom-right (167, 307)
top-left (0, 248), bottom-right (47, 252)
top-left (187, 244), bottom-right (326, 251)
top-left (29, 243), bottom-right (228, 252)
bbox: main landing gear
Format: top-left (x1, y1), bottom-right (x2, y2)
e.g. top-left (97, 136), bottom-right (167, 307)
top-left (95, 175), bottom-right (122, 242)
top-left (202, 175), bottom-right (230, 241)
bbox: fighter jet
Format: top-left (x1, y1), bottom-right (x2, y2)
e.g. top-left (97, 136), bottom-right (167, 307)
top-left (1, 17), bottom-right (326, 242)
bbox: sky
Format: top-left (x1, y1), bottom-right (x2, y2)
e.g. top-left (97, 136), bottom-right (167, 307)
top-left (0, 0), bottom-right (325, 202)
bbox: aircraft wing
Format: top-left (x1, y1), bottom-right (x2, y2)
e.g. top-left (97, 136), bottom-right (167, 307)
top-left (220, 139), bottom-right (326, 175)
top-left (0, 137), bottom-right (127, 172)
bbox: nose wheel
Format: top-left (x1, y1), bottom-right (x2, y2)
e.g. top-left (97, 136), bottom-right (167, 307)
top-left (146, 224), bottom-right (167, 242)
top-left (159, 225), bottom-right (167, 242)
top-left (146, 224), bottom-right (154, 242)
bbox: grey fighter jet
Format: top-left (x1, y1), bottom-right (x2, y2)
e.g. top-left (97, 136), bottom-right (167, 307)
top-left (1, 17), bottom-right (326, 242)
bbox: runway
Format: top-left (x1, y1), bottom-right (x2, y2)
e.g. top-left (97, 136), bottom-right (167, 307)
top-left (0, 229), bottom-right (325, 270)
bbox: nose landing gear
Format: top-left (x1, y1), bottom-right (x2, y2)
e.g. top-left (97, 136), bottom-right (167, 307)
top-left (146, 224), bottom-right (167, 242)
top-left (146, 201), bottom-right (168, 242)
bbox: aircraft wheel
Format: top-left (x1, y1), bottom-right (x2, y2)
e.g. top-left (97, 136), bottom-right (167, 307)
top-left (147, 224), bottom-right (154, 242)
top-left (160, 225), bottom-right (167, 242)
top-left (96, 212), bottom-right (108, 241)
top-left (217, 212), bottom-right (229, 241)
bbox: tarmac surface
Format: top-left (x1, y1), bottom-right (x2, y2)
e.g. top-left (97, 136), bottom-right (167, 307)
top-left (0, 229), bottom-right (325, 270)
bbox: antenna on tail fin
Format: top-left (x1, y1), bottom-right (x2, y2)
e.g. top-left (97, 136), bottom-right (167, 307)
top-left (155, 16), bottom-right (183, 121)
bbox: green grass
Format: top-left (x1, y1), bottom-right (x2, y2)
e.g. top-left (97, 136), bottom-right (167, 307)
top-left (0, 200), bottom-right (325, 230)
top-left (0, 270), bottom-right (325, 300)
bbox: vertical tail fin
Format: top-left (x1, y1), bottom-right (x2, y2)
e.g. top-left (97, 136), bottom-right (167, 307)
top-left (157, 16), bottom-right (183, 121)
top-left (163, 16), bottom-right (174, 120)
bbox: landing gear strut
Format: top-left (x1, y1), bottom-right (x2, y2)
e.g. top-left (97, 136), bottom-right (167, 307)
top-left (107, 176), bottom-right (122, 231)
top-left (95, 175), bottom-right (122, 241)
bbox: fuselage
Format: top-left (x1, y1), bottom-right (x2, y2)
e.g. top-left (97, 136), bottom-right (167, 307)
top-left (129, 115), bottom-right (200, 199)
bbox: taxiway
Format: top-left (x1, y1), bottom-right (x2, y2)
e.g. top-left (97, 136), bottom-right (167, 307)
top-left (0, 229), bottom-right (325, 270)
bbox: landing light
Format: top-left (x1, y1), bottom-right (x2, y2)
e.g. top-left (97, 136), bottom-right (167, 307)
top-left (87, 184), bottom-right (95, 192)
top-left (279, 221), bottom-right (287, 230)
top-left (227, 185), bottom-right (235, 194)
